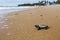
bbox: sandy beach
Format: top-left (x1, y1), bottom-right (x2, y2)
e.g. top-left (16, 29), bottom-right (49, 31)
top-left (0, 5), bottom-right (60, 40)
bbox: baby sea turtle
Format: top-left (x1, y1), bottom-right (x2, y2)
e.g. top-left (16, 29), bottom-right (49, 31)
top-left (35, 24), bottom-right (48, 30)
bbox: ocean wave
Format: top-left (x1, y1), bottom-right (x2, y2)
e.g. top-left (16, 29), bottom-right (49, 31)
top-left (0, 6), bottom-right (35, 14)
top-left (0, 6), bottom-right (35, 9)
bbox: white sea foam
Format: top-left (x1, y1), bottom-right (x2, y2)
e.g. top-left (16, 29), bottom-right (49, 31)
top-left (0, 6), bottom-right (35, 14)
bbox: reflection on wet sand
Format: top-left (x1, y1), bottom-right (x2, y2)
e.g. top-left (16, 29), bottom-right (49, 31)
top-left (0, 14), bottom-right (15, 40)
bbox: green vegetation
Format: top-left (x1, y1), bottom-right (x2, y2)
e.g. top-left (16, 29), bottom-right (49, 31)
top-left (18, 3), bottom-right (33, 6)
top-left (18, 1), bottom-right (47, 6)
top-left (18, 0), bottom-right (60, 6)
top-left (56, 0), bottom-right (60, 4)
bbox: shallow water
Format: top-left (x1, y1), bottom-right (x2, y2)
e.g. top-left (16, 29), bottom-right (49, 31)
top-left (0, 6), bottom-right (34, 14)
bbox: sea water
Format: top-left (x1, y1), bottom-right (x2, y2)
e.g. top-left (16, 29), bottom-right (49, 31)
top-left (0, 6), bottom-right (35, 14)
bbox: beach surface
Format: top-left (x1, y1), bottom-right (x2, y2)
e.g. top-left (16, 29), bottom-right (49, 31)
top-left (0, 5), bottom-right (60, 40)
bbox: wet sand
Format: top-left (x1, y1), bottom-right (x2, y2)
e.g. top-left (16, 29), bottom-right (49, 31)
top-left (0, 5), bottom-right (60, 40)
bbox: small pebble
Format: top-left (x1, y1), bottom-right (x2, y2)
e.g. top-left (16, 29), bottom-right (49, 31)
top-left (56, 16), bottom-right (58, 18)
top-left (40, 15), bottom-right (43, 16)
top-left (15, 13), bottom-right (18, 15)
top-left (30, 13), bottom-right (32, 14)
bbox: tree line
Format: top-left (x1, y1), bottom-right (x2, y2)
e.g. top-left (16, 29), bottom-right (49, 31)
top-left (18, 0), bottom-right (60, 6)
top-left (56, 0), bottom-right (60, 4)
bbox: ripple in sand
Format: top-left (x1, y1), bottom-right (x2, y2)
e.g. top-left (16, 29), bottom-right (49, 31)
top-left (4, 19), bottom-right (8, 21)
top-left (9, 22), bottom-right (13, 25)
top-left (3, 25), bottom-right (8, 27)
top-left (0, 27), bottom-right (5, 29)
top-left (0, 21), bottom-right (5, 23)
top-left (7, 33), bottom-right (11, 36)
top-left (0, 26), bottom-right (9, 29)
top-left (5, 27), bottom-right (9, 29)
